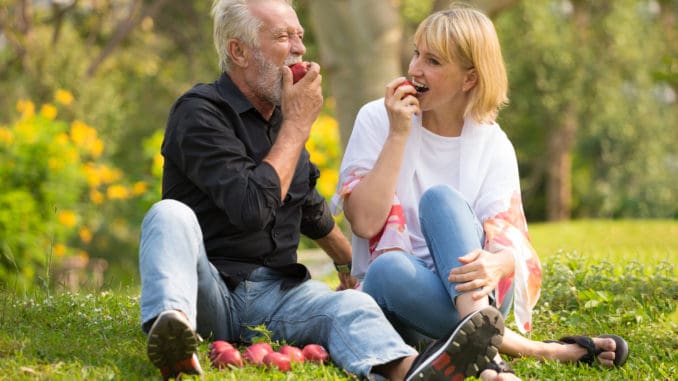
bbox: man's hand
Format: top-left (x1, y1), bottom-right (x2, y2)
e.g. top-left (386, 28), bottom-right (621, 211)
top-left (281, 62), bottom-right (323, 140)
top-left (336, 272), bottom-right (358, 291)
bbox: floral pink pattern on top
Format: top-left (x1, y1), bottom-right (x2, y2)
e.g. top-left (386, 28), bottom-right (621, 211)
top-left (483, 192), bottom-right (542, 332)
top-left (336, 170), bottom-right (542, 333)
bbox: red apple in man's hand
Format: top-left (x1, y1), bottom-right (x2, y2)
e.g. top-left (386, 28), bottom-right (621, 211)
top-left (263, 352), bottom-right (292, 372)
top-left (289, 62), bottom-right (310, 84)
top-left (243, 342), bottom-right (273, 365)
top-left (302, 344), bottom-right (329, 363)
top-left (212, 348), bottom-right (244, 369)
top-left (279, 345), bottom-right (305, 362)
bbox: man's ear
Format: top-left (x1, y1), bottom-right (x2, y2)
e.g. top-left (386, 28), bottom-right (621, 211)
top-left (463, 68), bottom-right (478, 92)
top-left (227, 39), bottom-right (248, 68)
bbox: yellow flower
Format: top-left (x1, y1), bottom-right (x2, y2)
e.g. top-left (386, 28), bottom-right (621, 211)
top-left (58, 210), bottom-right (78, 228)
top-left (101, 166), bottom-right (122, 184)
top-left (0, 127), bottom-right (13, 145)
top-left (317, 168), bottom-right (339, 199)
top-left (70, 120), bottom-right (105, 157)
top-left (54, 243), bottom-right (67, 258)
top-left (16, 99), bottom-right (35, 118)
top-left (79, 227), bottom-right (93, 244)
top-left (90, 189), bottom-right (104, 204)
top-left (152, 153), bottom-right (164, 177)
top-left (55, 132), bottom-right (70, 145)
top-left (48, 157), bottom-right (64, 170)
top-left (107, 184), bottom-right (130, 200)
top-left (14, 119), bottom-right (38, 143)
top-left (132, 181), bottom-right (148, 195)
top-left (55, 89), bottom-right (74, 106)
top-left (40, 103), bottom-right (58, 120)
top-left (90, 138), bottom-right (104, 158)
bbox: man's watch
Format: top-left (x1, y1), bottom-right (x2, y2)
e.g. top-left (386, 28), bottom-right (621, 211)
top-left (334, 262), bottom-right (352, 274)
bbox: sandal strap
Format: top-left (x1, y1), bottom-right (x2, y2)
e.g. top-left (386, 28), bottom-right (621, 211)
top-left (484, 358), bottom-right (515, 374)
top-left (556, 336), bottom-right (601, 364)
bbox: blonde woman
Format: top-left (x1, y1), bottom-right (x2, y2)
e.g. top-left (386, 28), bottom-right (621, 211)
top-left (333, 5), bottom-right (628, 380)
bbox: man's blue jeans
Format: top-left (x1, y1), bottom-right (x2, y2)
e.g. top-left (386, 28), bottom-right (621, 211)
top-left (362, 185), bottom-right (513, 343)
top-left (139, 199), bottom-right (416, 377)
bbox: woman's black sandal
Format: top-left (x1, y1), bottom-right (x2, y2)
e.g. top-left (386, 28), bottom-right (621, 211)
top-left (545, 334), bottom-right (629, 367)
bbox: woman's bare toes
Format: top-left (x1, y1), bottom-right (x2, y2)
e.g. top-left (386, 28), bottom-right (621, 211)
top-left (594, 337), bottom-right (617, 367)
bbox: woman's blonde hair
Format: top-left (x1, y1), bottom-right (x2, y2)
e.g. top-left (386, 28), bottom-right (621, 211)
top-left (414, 5), bottom-right (508, 123)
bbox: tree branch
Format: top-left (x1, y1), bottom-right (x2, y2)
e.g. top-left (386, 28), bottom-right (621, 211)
top-left (85, 0), bottom-right (168, 78)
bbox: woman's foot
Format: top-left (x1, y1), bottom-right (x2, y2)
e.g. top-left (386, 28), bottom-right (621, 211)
top-left (545, 336), bottom-right (620, 367)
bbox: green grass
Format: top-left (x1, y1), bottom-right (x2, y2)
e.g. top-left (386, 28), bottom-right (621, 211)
top-left (0, 220), bottom-right (676, 380)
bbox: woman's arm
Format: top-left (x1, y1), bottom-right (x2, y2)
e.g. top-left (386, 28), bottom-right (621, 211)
top-left (343, 78), bottom-right (419, 238)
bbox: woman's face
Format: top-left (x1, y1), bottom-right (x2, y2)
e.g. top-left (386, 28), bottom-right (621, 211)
top-left (407, 40), bottom-right (475, 113)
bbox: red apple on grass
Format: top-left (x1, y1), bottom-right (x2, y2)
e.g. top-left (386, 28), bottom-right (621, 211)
top-left (210, 340), bottom-right (234, 353)
top-left (243, 342), bottom-right (274, 365)
top-left (289, 62), bottom-right (310, 84)
top-left (212, 347), bottom-right (244, 369)
top-left (263, 351), bottom-right (292, 372)
top-left (279, 345), bottom-right (305, 362)
top-left (302, 344), bottom-right (329, 363)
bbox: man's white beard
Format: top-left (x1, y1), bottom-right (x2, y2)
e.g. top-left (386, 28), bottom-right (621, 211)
top-left (252, 48), bottom-right (283, 105)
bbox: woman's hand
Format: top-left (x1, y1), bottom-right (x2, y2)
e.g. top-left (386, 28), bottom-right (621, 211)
top-left (448, 249), bottom-right (514, 300)
top-left (384, 77), bottom-right (420, 137)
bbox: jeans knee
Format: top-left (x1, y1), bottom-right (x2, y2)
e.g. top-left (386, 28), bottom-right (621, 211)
top-left (420, 185), bottom-right (466, 214)
top-left (363, 252), bottom-right (415, 298)
top-left (144, 199), bottom-right (198, 227)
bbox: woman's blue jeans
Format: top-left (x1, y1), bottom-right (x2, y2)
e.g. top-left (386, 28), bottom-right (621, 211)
top-left (362, 185), bottom-right (513, 344)
top-left (138, 199), bottom-right (416, 378)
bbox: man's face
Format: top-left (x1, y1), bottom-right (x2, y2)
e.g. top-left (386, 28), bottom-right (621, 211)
top-left (246, 1), bottom-right (306, 104)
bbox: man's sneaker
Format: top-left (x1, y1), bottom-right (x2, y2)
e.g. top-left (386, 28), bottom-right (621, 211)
top-left (404, 306), bottom-right (504, 381)
top-left (147, 310), bottom-right (204, 380)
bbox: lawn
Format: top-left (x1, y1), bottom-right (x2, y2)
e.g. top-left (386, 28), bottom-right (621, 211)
top-left (0, 219), bottom-right (676, 380)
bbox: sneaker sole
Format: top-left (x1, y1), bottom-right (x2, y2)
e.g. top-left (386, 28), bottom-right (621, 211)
top-left (405, 306), bottom-right (504, 381)
top-left (146, 311), bottom-right (202, 379)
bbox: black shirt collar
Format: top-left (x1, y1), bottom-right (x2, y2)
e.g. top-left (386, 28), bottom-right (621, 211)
top-left (215, 72), bottom-right (282, 124)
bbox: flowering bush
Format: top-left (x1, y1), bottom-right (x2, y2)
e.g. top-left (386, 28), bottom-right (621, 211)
top-left (0, 91), bottom-right (146, 291)
top-left (306, 110), bottom-right (341, 201)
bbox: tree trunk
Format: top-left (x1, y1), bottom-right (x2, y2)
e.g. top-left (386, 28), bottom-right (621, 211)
top-left (546, 108), bottom-right (576, 220)
top-left (308, 0), bottom-right (402, 149)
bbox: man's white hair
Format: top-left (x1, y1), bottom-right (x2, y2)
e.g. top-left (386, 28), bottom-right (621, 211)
top-left (211, 0), bottom-right (293, 73)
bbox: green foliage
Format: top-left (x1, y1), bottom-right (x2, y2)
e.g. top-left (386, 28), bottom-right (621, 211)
top-left (0, 96), bottom-right (148, 292)
top-left (0, 220), bottom-right (675, 380)
top-left (537, 254), bottom-right (676, 326)
top-left (495, 0), bottom-right (678, 220)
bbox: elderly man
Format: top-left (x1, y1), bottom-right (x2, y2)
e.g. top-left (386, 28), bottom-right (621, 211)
top-left (138, 0), bottom-right (504, 380)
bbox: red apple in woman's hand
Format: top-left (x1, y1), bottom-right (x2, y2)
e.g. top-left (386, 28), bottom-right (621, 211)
top-left (302, 344), bottom-right (329, 363)
top-left (289, 62), bottom-right (309, 84)
top-left (263, 352), bottom-right (291, 372)
top-left (279, 345), bottom-right (305, 362)
top-left (243, 342), bottom-right (273, 365)
top-left (212, 348), bottom-right (244, 369)
top-left (397, 79), bottom-right (414, 89)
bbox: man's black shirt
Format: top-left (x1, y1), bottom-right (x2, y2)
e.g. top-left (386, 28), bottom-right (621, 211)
top-left (161, 73), bottom-right (335, 289)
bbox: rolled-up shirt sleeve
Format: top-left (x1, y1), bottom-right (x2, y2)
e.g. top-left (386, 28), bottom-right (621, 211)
top-left (299, 162), bottom-right (335, 239)
top-left (163, 97), bottom-right (282, 231)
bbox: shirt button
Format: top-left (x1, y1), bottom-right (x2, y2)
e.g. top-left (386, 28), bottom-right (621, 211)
top-left (273, 231), bottom-right (279, 238)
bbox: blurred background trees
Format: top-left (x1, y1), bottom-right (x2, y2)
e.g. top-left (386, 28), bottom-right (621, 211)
top-left (1, 0), bottom-right (676, 291)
